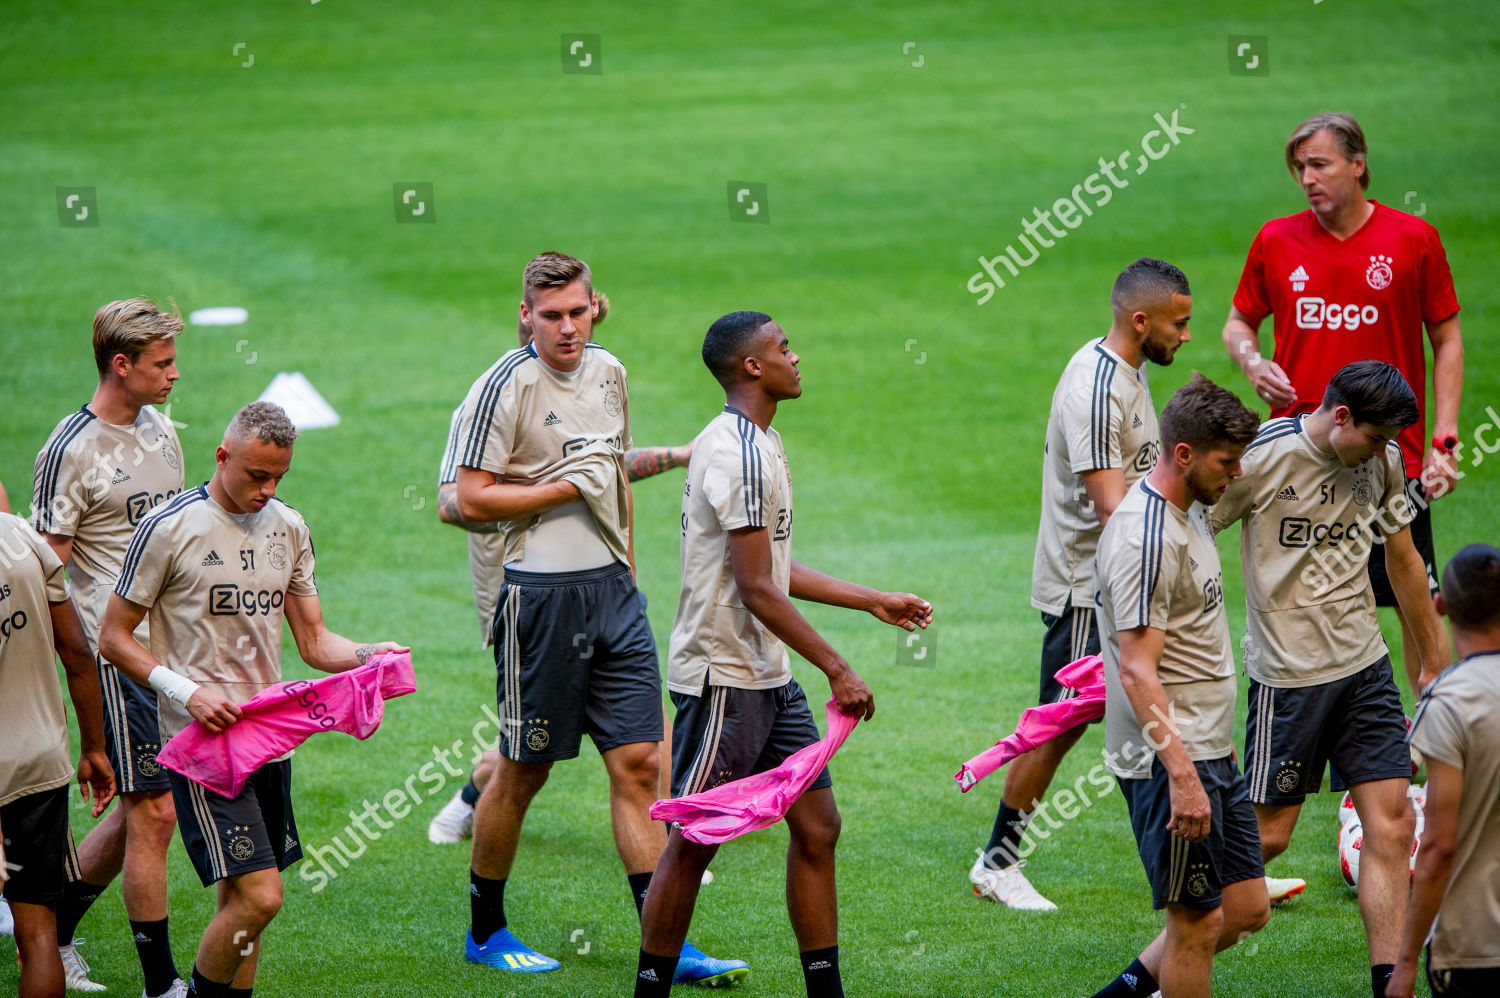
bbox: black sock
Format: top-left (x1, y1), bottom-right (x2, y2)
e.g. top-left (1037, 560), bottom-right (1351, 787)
top-left (131, 918), bottom-right (180, 996)
top-left (1090, 957), bottom-right (1159, 997)
top-left (460, 778), bottom-right (481, 807)
top-left (627, 871), bottom-right (653, 918)
top-left (188, 966), bottom-right (230, 998)
top-left (55, 879), bottom-right (108, 944)
top-left (1372, 963), bottom-right (1395, 998)
top-left (984, 803), bottom-right (1030, 869)
top-left (633, 949), bottom-right (677, 998)
top-left (225, 990), bottom-right (252, 998)
top-left (800, 945), bottom-right (843, 998)
top-left (469, 870), bottom-right (507, 945)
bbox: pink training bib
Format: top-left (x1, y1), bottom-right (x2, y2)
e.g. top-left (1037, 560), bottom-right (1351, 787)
top-left (955, 654), bottom-right (1105, 792)
top-left (157, 651), bottom-right (416, 797)
top-left (650, 698), bottom-right (859, 845)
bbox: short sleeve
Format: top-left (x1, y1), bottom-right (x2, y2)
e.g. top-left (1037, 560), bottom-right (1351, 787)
top-left (1375, 443), bottom-right (1416, 535)
top-left (455, 372), bottom-right (518, 476)
top-left (288, 519), bottom-right (317, 597)
top-left (1062, 385), bottom-right (1120, 473)
top-left (1231, 228), bottom-right (1271, 327)
top-left (618, 363), bottom-right (633, 453)
top-left (22, 521), bottom-right (71, 603)
top-left (1418, 227), bottom-right (1461, 325)
top-left (115, 516), bottom-right (172, 609)
top-left (1409, 689), bottom-right (1465, 771)
top-left (31, 441), bottom-right (86, 536)
top-left (701, 437), bottom-right (772, 531)
top-left (438, 406), bottom-right (464, 487)
top-left (1101, 513), bottom-right (1172, 633)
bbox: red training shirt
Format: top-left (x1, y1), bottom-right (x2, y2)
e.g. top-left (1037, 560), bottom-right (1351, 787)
top-left (1232, 200), bottom-right (1460, 476)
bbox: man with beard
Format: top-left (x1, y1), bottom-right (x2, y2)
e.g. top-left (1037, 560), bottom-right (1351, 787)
top-left (1088, 375), bottom-right (1267, 998)
top-left (969, 258), bottom-right (1192, 910)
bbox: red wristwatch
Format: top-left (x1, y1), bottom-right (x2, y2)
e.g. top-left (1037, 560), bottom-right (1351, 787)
top-left (1432, 433), bottom-right (1458, 455)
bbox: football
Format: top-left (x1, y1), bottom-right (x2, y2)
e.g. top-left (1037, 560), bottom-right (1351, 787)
top-left (1337, 785), bottom-right (1427, 890)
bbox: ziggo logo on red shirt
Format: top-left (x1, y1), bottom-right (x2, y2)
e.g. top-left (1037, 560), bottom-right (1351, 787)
top-left (1296, 297), bottom-right (1380, 331)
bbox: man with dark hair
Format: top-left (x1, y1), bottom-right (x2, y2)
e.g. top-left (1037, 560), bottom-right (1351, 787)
top-left (634, 311), bottom-right (931, 998)
top-left (1389, 543), bottom-right (1500, 997)
top-left (0, 511), bottom-right (115, 998)
top-left (969, 258), bottom-right (1191, 911)
top-left (30, 297), bottom-right (185, 995)
top-left (1089, 374), bottom-right (1266, 998)
top-left (452, 252), bottom-right (743, 983)
top-left (1222, 111), bottom-right (1465, 698)
top-left (1210, 360), bottom-right (1441, 998)
top-left (99, 401), bottom-right (405, 998)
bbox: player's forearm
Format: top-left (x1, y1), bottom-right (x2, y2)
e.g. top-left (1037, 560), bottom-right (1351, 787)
top-left (456, 474), bottom-right (579, 522)
top-left (1222, 318), bottom-right (1262, 376)
top-left (740, 580), bottom-right (846, 675)
top-left (1386, 543), bottom-right (1441, 682)
top-left (624, 445), bottom-right (685, 482)
top-left (294, 629), bottom-right (374, 673)
top-left (52, 603), bottom-right (107, 755)
top-left (1429, 321), bottom-right (1464, 437)
top-left (437, 482), bottom-right (500, 533)
top-left (788, 561), bottom-right (878, 612)
top-left (1120, 660), bottom-right (1194, 778)
top-left (1396, 837), bottom-right (1456, 973)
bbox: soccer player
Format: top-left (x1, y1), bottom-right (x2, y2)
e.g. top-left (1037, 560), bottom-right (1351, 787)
top-left (1, 512), bottom-right (116, 998)
top-left (428, 307), bottom-right (691, 843)
top-left (97, 402), bottom-right (405, 998)
top-left (31, 298), bottom-right (186, 995)
top-left (1222, 111), bottom-right (1465, 697)
top-left (971, 257), bottom-right (1191, 911)
top-left (1088, 374), bottom-right (1266, 998)
top-left (1210, 361), bottom-right (1441, 998)
top-left (1389, 543), bottom-right (1500, 998)
top-left (633, 310), bottom-right (932, 998)
top-left (452, 251), bottom-right (743, 983)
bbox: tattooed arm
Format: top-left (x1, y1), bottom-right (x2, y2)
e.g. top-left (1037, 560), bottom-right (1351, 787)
top-left (625, 443), bottom-right (692, 482)
top-left (437, 481), bottom-right (501, 533)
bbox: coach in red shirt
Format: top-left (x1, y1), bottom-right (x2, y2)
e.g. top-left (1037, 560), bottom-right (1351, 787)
top-left (1222, 111), bottom-right (1465, 695)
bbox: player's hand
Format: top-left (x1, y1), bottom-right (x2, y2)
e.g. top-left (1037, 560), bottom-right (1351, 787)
top-left (828, 662), bottom-right (875, 721)
top-left (1420, 447), bottom-right (1458, 500)
top-left (1167, 769), bottom-right (1211, 842)
top-left (187, 688), bottom-right (243, 734)
top-left (77, 749), bottom-right (117, 818)
top-left (871, 592), bottom-right (932, 632)
top-left (1384, 959), bottom-right (1419, 998)
top-left (355, 642), bottom-right (411, 665)
top-left (1245, 358), bottom-right (1295, 409)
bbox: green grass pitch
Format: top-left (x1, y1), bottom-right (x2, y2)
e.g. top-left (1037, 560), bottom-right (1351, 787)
top-left (2, 1), bottom-right (1496, 995)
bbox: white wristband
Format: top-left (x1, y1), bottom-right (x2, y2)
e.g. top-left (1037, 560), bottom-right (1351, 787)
top-left (148, 665), bottom-right (201, 706)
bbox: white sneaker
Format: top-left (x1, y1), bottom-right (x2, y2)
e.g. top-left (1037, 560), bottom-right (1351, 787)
top-left (427, 788), bottom-right (475, 843)
top-left (59, 938), bottom-right (108, 992)
top-left (1265, 874), bottom-right (1306, 904)
top-left (144, 980), bottom-right (188, 998)
top-left (969, 850), bottom-right (1057, 911)
top-left (0, 897), bottom-right (13, 936)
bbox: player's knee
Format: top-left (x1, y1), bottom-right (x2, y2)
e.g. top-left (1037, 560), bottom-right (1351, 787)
top-left (791, 807), bottom-right (840, 856)
top-left (610, 743), bottom-right (661, 793)
top-left (1168, 903), bottom-right (1222, 946)
top-left (1231, 898), bottom-right (1270, 938)
top-left (125, 791), bottom-right (178, 846)
top-left (232, 879), bottom-right (283, 928)
top-left (1365, 805), bottom-right (1416, 855)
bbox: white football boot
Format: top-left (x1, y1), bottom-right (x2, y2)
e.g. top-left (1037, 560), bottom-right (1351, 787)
top-left (969, 849), bottom-right (1057, 911)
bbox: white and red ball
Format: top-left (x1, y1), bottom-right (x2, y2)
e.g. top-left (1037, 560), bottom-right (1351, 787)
top-left (1336, 784), bottom-right (1426, 891)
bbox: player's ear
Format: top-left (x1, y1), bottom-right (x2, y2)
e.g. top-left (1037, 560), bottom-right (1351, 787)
top-left (1433, 592), bottom-right (1447, 618)
top-left (743, 354), bottom-right (762, 379)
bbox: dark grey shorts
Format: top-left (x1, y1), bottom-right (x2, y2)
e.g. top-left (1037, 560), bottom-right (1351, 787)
top-left (493, 563), bottom-right (664, 763)
top-left (169, 759), bottom-right (301, 887)
top-left (99, 656), bottom-right (171, 793)
top-left (669, 678), bottom-right (831, 798)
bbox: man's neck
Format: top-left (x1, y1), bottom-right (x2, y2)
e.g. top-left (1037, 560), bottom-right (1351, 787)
top-left (1313, 196), bottom-right (1374, 241)
top-left (1453, 630), bottom-right (1500, 663)
top-left (205, 475), bottom-right (243, 515)
top-left (1145, 463), bottom-right (1191, 511)
top-left (1101, 325), bottom-right (1143, 369)
top-left (725, 390), bottom-right (776, 432)
top-left (88, 382), bottom-right (140, 426)
top-left (1301, 410), bottom-right (1335, 455)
